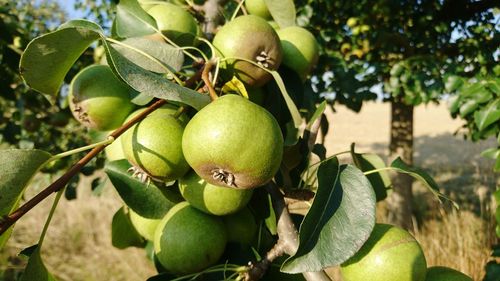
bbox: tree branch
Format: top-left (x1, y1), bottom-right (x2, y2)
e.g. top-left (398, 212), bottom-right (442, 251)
top-left (244, 182), bottom-right (332, 281)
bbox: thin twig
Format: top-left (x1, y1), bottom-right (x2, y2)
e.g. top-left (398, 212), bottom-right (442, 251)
top-left (0, 99), bottom-right (166, 235)
top-left (201, 60), bottom-right (218, 100)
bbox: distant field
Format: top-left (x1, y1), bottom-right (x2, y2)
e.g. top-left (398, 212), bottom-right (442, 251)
top-left (1, 102), bottom-right (497, 281)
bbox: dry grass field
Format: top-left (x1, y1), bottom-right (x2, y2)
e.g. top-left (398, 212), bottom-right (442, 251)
top-left (1, 101), bottom-right (497, 281)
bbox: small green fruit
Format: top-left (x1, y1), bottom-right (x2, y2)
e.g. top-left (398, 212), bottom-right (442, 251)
top-left (425, 266), bottom-right (472, 281)
top-left (340, 223), bottom-right (427, 281)
top-left (121, 108), bottom-right (190, 182)
top-left (129, 209), bottom-right (161, 241)
top-left (69, 65), bottom-right (135, 131)
top-left (179, 171), bottom-right (253, 215)
top-left (277, 26), bottom-right (319, 81)
top-left (154, 202), bottom-right (227, 275)
top-left (182, 95), bottom-right (283, 189)
top-left (147, 3), bottom-right (198, 46)
top-left (223, 207), bottom-right (257, 245)
top-left (213, 15), bottom-right (282, 87)
top-left (245, 0), bottom-right (272, 20)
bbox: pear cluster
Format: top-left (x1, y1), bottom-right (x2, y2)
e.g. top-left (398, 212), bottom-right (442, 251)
top-left (66, 1), bottom-right (472, 278)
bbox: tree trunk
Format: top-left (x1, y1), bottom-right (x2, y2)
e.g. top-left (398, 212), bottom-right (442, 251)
top-left (386, 98), bottom-right (414, 231)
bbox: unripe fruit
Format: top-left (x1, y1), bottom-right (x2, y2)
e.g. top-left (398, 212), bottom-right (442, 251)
top-left (129, 209), bottom-right (161, 241)
top-left (154, 202), bottom-right (227, 275)
top-left (179, 171), bottom-right (253, 215)
top-left (245, 0), bottom-right (272, 20)
top-left (105, 135), bottom-right (125, 161)
top-left (223, 207), bottom-right (257, 245)
top-left (121, 108), bottom-right (190, 182)
top-left (425, 266), bottom-right (472, 281)
top-left (69, 65), bottom-right (135, 131)
top-left (147, 3), bottom-right (198, 46)
top-left (182, 95), bottom-right (283, 189)
top-left (213, 15), bottom-right (282, 87)
top-left (340, 223), bottom-right (427, 281)
top-left (277, 26), bottom-right (319, 81)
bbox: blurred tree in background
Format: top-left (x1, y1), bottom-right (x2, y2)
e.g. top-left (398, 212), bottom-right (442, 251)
top-left (295, 0), bottom-right (498, 229)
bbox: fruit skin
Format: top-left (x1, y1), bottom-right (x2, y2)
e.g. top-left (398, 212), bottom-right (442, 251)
top-left (105, 135), bottom-right (125, 161)
top-left (245, 0), bottom-right (272, 20)
top-left (425, 266), bottom-right (472, 281)
top-left (213, 15), bottom-right (282, 87)
top-left (68, 65), bottom-right (134, 131)
top-left (129, 208), bottom-right (161, 241)
top-left (340, 223), bottom-right (427, 281)
top-left (223, 207), bottom-right (257, 245)
top-left (179, 171), bottom-right (253, 215)
top-left (121, 108), bottom-right (190, 182)
top-left (182, 95), bottom-right (284, 189)
top-left (147, 3), bottom-right (198, 46)
top-left (277, 26), bottom-right (319, 81)
top-left (154, 202), bottom-right (227, 275)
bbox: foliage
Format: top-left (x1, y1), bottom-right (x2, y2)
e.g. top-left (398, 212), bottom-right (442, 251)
top-left (294, 0), bottom-right (498, 109)
top-left (0, 0), bottom-right (106, 179)
top-left (0, 0), bottom-right (469, 280)
top-left (448, 74), bottom-right (500, 169)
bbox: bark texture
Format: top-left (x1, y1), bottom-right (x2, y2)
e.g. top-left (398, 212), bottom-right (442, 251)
top-left (386, 99), bottom-right (415, 230)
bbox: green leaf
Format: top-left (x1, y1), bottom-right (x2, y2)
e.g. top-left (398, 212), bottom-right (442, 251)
top-left (269, 71), bottom-right (302, 127)
top-left (306, 101), bottom-right (326, 130)
top-left (390, 157), bottom-right (458, 208)
top-left (481, 147), bottom-right (500, 159)
top-left (112, 37), bottom-right (184, 73)
top-left (265, 193), bottom-right (277, 235)
top-left (458, 99), bottom-right (479, 118)
top-left (20, 245), bottom-right (56, 281)
top-left (19, 20), bottom-right (102, 97)
top-left (0, 226), bottom-right (13, 250)
top-left (0, 149), bottom-right (52, 244)
top-left (350, 144), bottom-right (390, 201)
top-left (104, 160), bottom-right (182, 219)
top-left (444, 75), bottom-right (464, 92)
top-left (111, 207), bottom-right (145, 249)
top-left (104, 44), bottom-right (211, 111)
top-left (474, 99), bottom-right (500, 131)
top-left (282, 158), bottom-right (376, 273)
top-left (485, 79), bottom-right (500, 94)
top-left (485, 261), bottom-right (500, 281)
top-left (114, 0), bottom-right (157, 38)
top-left (265, 0), bottom-right (296, 28)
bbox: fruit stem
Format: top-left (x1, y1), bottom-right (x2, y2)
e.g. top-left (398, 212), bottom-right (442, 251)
top-left (363, 167), bottom-right (394, 176)
top-left (230, 0), bottom-right (247, 21)
top-left (179, 46), bottom-right (209, 62)
top-left (50, 137), bottom-right (115, 161)
top-left (202, 59), bottom-right (219, 100)
top-left (38, 188), bottom-right (64, 247)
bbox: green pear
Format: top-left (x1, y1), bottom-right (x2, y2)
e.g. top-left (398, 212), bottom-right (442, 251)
top-left (340, 223), bottom-right (427, 281)
top-left (154, 202), bottom-right (227, 275)
top-left (179, 171), bottom-right (253, 215)
top-left (182, 95), bottom-right (283, 189)
top-left (68, 65), bottom-right (135, 131)
top-left (213, 15), bottom-right (282, 87)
